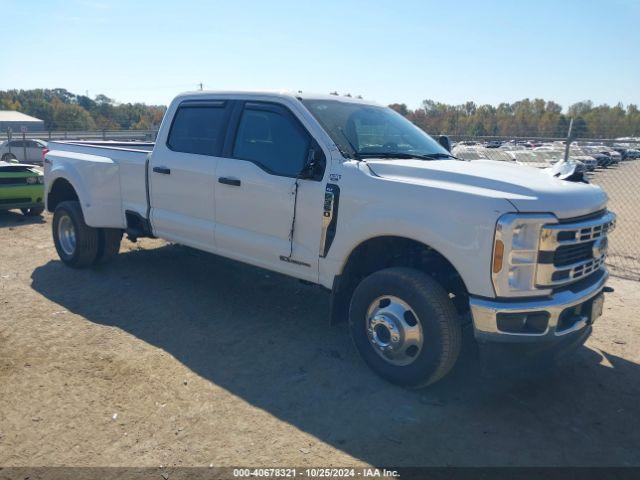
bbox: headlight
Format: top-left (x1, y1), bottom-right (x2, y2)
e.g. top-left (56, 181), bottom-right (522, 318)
top-left (492, 213), bottom-right (557, 297)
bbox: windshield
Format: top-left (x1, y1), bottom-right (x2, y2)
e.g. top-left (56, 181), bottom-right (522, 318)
top-left (302, 99), bottom-right (450, 159)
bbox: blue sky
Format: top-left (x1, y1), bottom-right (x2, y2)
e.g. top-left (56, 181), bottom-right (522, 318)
top-left (1, 0), bottom-right (639, 109)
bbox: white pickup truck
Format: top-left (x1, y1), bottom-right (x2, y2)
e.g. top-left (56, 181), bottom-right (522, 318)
top-left (44, 91), bottom-right (615, 387)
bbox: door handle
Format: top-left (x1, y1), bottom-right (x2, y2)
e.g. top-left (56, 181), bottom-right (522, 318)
top-left (153, 166), bottom-right (171, 175)
top-left (218, 177), bottom-right (241, 186)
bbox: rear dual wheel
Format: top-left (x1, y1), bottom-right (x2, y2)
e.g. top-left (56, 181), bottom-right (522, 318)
top-left (95, 228), bottom-right (123, 264)
top-left (52, 201), bottom-right (121, 268)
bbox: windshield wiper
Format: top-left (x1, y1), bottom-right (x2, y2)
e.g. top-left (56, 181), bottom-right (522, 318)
top-left (417, 152), bottom-right (457, 159)
top-left (331, 130), bottom-right (459, 161)
top-left (357, 152), bottom-right (456, 160)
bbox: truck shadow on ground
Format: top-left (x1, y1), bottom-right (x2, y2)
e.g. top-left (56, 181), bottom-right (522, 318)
top-left (0, 210), bottom-right (45, 228)
top-left (30, 243), bottom-right (640, 466)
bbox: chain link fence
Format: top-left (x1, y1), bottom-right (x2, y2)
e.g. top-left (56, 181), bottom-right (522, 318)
top-left (0, 129), bottom-right (157, 144)
top-left (3, 129), bottom-right (639, 280)
top-left (588, 158), bottom-right (640, 281)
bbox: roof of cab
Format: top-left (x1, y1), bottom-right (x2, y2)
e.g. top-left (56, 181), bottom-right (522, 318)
top-left (173, 90), bottom-right (381, 106)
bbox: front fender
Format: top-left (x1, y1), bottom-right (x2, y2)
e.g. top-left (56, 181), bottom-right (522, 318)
top-left (320, 194), bottom-right (511, 299)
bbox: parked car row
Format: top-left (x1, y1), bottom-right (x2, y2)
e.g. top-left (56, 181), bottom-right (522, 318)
top-left (452, 140), bottom-right (638, 172)
top-left (580, 145), bottom-right (620, 168)
top-left (613, 147), bottom-right (640, 160)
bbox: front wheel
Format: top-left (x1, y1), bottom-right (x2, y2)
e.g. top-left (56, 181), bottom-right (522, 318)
top-left (52, 201), bottom-right (99, 268)
top-left (349, 267), bottom-right (462, 388)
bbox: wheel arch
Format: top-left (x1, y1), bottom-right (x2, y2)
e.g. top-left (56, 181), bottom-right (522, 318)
top-left (329, 235), bottom-right (469, 325)
top-left (47, 176), bottom-right (81, 213)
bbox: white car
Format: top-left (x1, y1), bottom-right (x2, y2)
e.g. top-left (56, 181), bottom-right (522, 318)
top-left (598, 146), bottom-right (622, 164)
top-left (530, 146), bottom-right (598, 171)
top-left (0, 139), bottom-right (48, 165)
top-left (43, 91), bottom-right (615, 387)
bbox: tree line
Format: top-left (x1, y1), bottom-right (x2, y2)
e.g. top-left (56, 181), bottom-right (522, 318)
top-left (2, 89), bottom-right (639, 138)
top-left (0, 88), bottom-right (166, 131)
top-left (389, 99), bottom-right (640, 138)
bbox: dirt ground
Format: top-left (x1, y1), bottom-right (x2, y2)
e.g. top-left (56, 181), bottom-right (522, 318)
top-left (1, 208), bottom-right (639, 468)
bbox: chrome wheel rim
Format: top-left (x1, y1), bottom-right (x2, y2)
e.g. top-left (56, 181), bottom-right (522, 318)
top-left (366, 295), bottom-right (423, 366)
top-left (57, 214), bottom-right (76, 256)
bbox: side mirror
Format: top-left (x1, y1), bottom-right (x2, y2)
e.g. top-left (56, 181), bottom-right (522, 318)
top-left (299, 147), bottom-right (324, 180)
top-left (437, 135), bottom-right (451, 152)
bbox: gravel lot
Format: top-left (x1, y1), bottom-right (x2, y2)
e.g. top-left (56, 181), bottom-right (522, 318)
top-left (1, 202), bottom-right (639, 467)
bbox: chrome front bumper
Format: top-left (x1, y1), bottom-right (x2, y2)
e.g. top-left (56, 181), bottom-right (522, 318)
top-left (470, 271), bottom-right (608, 343)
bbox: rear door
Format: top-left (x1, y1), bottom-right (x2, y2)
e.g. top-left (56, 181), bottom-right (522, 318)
top-left (214, 101), bottom-right (327, 281)
top-left (149, 100), bottom-right (232, 251)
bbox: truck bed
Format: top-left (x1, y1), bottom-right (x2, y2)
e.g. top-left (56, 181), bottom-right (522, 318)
top-left (50, 140), bottom-right (155, 152)
top-left (46, 141), bottom-right (153, 229)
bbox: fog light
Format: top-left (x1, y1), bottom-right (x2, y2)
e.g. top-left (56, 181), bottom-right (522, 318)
top-left (497, 311), bottom-right (549, 334)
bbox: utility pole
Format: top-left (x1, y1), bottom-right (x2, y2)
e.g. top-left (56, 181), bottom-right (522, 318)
top-left (198, 82), bottom-right (203, 91)
top-left (563, 117), bottom-right (574, 163)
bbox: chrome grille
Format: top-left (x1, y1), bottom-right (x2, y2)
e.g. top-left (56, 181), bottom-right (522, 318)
top-left (0, 177), bottom-right (28, 185)
top-left (576, 222), bottom-right (613, 242)
top-left (0, 197), bottom-right (31, 204)
top-left (537, 211), bottom-right (615, 287)
top-left (553, 241), bottom-right (594, 266)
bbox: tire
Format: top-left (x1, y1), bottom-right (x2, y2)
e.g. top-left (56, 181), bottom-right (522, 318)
top-left (2, 153), bottom-right (16, 162)
top-left (94, 228), bottom-right (122, 265)
top-left (52, 201), bottom-right (99, 268)
top-left (21, 205), bottom-right (44, 216)
top-left (348, 267), bottom-right (461, 388)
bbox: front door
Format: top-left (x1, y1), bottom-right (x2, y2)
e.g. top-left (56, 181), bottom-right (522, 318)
top-left (214, 101), bottom-right (326, 281)
top-left (26, 140), bottom-right (43, 163)
top-left (149, 100), bottom-right (231, 251)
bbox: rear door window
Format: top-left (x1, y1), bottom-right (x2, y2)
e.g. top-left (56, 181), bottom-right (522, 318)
top-left (167, 102), bottom-right (228, 156)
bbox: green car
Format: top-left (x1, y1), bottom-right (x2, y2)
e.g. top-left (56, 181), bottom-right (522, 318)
top-left (0, 160), bottom-right (45, 216)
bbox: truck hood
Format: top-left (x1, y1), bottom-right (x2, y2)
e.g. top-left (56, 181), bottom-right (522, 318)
top-left (0, 161), bottom-right (41, 173)
top-left (365, 159), bottom-right (607, 219)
